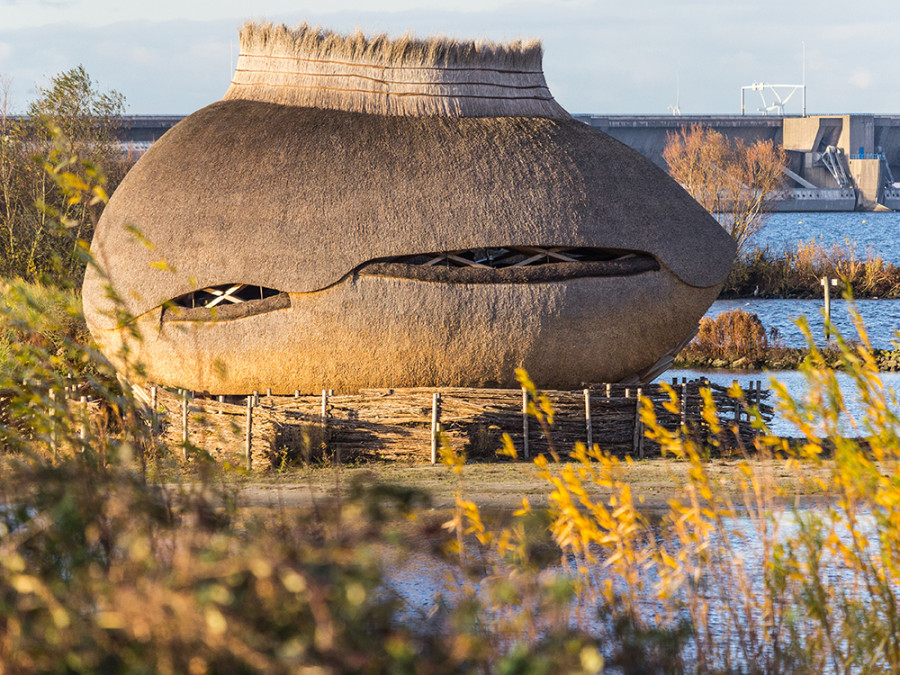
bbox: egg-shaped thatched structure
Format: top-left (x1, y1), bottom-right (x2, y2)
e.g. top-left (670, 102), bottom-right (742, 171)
top-left (83, 22), bottom-right (735, 394)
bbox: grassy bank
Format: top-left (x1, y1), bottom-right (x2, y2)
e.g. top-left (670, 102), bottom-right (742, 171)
top-left (723, 239), bottom-right (900, 298)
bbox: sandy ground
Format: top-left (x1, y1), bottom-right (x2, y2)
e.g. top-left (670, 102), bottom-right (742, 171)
top-left (217, 458), bottom-right (835, 513)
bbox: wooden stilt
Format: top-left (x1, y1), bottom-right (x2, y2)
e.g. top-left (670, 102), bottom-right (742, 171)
top-left (431, 392), bottom-right (441, 464)
top-left (245, 396), bottom-right (253, 470)
top-left (584, 388), bottom-right (593, 450)
top-left (522, 388), bottom-right (530, 459)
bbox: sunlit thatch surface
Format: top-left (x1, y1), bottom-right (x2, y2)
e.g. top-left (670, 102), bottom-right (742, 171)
top-left (225, 22), bottom-right (564, 118)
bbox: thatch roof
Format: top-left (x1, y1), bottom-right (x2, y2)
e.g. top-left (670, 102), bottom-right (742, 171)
top-left (223, 22), bottom-right (565, 118)
top-left (85, 98), bottom-right (734, 330)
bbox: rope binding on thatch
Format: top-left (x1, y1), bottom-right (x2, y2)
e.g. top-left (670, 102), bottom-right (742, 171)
top-left (224, 21), bottom-right (569, 118)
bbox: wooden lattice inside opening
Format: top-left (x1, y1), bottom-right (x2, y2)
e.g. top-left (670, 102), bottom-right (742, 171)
top-left (173, 284), bottom-right (282, 309)
top-left (381, 247), bottom-right (640, 269)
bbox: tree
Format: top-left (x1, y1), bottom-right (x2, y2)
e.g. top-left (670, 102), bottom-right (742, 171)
top-left (663, 124), bottom-right (786, 258)
top-left (0, 66), bottom-right (130, 286)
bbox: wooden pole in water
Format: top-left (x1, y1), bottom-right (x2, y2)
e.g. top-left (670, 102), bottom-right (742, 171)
top-left (584, 388), bottom-right (593, 449)
top-left (431, 392), bottom-right (441, 464)
top-left (245, 396), bottom-right (253, 470)
top-left (522, 388), bottom-right (530, 459)
top-left (821, 276), bottom-right (837, 340)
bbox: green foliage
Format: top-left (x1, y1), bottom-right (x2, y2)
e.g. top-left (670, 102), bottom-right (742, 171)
top-left (0, 66), bottom-right (132, 286)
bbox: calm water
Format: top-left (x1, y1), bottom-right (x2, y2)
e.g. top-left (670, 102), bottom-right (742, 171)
top-left (708, 211), bottom-right (900, 348)
top-left (749, 211), bottom-right (900, 261)
top-left (707, 298), bottom-right (900, 348)
top-left (661, 369), bottom-right (900, 437)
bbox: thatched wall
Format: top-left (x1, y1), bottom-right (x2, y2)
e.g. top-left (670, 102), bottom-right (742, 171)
top-left (84, 99), bottom-right (734, 329)
top-left (89, 269), bottom-right (719, 395)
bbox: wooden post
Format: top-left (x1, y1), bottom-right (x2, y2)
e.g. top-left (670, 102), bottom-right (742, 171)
top-left (821, 277), bottom-right (831, 340)
top-left (522, 387), bottom-right (530, 459)
top-left (431, 392), bottom-right (441, 464)
top-left (49, 389), bottom-right (57, 456)
top-left (634, 387), bottom-right (644, 458)
top-left (79, 396), bottom-right (87, 443)
top-left (605, 383), bottom-right (611, 398)
top-left (245, 396), bottom-right (253, 470)
top-left (624, 388), bottom-right (631, 399)
top-left (150, 385), bottom-right (158, 431)
top-left (584, 388), bottom-right (593, 450)
top-left (253, 390), bottom-right (259, 407)
top-left (217, 394), bottom-right (225, 414)
top-left (732, 380), bottom-right (740, 423)
top-left (294, 390), bottom-right (300, 399)
top-left (181, 390), bottom-right (189, 459)
top-left (681, 382), bottom-right (688, 427)
top-left (321, 389), bottom-right (329, 454)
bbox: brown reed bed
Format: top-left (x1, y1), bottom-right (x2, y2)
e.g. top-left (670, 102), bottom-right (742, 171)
top-left (723, 239), bottom-right (900, 298)
top-left (675, 307), bottom-right (900, 370)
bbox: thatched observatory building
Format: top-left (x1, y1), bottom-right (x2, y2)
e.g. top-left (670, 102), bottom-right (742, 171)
top-left (83, 22), bottom-right (735, 394)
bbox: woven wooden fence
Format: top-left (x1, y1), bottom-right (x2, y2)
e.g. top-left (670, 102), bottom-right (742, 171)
top-left (141, 378), bottom-right (774, 470)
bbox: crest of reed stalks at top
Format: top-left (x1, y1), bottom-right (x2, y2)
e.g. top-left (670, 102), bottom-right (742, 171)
top-left (224, 22), bottom-right (567, 118)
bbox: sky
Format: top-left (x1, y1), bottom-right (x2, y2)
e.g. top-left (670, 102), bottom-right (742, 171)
top-left (1, 0), bottom-right (898, 116)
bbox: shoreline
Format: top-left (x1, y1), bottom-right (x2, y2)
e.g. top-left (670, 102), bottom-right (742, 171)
top-left (206, 459), bottom-right (837, 513)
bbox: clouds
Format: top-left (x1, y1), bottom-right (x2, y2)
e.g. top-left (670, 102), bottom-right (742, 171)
top-left (0, 1), bottom-right (899, 115)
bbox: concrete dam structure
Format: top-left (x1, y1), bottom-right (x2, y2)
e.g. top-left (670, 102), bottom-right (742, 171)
top-left (575, 113), bottom-right (900, 211)
top-left (115, 112), bottom-right (900, 212)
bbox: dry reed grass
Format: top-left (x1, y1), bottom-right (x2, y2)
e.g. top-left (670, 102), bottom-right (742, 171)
top-left (239, 21), bottom-right (544, 69)
top-left (726, 239), bottom-right (900, 298)
top-left (225, 21), bottom-right (566, 117)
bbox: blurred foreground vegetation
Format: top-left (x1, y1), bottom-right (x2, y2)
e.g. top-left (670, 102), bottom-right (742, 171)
top-left (5, 71), bottom-right (900, 673)
top-left (6, 261), bottom-right (900, 671)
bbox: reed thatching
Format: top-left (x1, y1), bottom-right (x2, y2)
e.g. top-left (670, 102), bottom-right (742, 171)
top-left (84, 99), bottom-right (734, 330)
top-left (88, 267), bottom-right (720, 394)
top-left (83, 20), bottom-right (736, 394)
top-left (224, 22), bottom-right (564, 118)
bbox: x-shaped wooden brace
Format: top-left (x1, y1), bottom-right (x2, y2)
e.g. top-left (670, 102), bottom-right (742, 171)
top-left (203, 284), bottom-right (248, 308)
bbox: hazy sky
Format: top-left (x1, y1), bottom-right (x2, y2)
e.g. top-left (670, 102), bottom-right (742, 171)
top-left (1, 0), bottom-right (897, 115)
